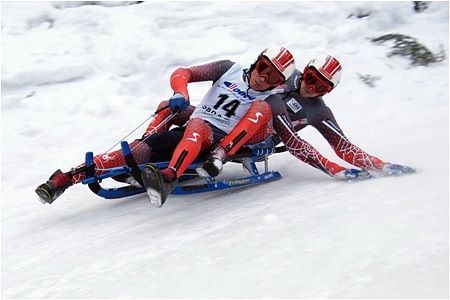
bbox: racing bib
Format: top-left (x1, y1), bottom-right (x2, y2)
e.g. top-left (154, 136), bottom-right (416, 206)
top-left (286, 98), bottom-right (302, 113)
top-left (191, 63), bottom-right (277, 133)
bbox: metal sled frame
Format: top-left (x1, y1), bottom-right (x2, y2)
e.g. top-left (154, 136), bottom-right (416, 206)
top-left (81, 141), bottom-right (285, 199)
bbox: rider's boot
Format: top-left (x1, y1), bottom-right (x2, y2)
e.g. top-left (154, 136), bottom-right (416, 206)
top-left (196, 145), bottom-right (227, 177)
top-left (141, 165), bottom-right (177, 208)
top-left (35, 170), bottom-right (73, 204)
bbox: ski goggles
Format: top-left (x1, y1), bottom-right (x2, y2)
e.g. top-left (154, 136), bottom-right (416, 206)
top-left (255, 57), bottom-right (285, 86)
top-left (302, 68), bottom-right (333, 94)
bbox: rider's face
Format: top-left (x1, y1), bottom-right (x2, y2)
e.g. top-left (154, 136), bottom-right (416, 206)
top-left (299, 81), bottom-right (323, 98)
top-left (249, 69), bottom-right (276, 91)
top-left (299, 68), bottom-right (333, 98)
top-left (249, 58), bottom-right (285, 91)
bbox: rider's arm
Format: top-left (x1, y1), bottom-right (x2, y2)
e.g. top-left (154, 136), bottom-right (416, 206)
top-left (273, 114), bottom-right (347, 176)
top-left (170, 60), bottom-right (235, 100)
top-left (267, 96), bottom-right (347, 176)
top-left (313, 107), bottom-right (385, 170)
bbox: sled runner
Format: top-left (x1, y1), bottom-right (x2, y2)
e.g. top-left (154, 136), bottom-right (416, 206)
top-left (81, 141), bottom-right (287, 199)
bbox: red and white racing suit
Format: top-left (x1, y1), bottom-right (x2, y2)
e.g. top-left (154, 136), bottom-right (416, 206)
top-left (72, 60), bottom-right (277, 183)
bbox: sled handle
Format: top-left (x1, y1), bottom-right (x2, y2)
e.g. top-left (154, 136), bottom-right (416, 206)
top-left (84, 151), bottom-right (101, 194)
top-left (103, 105), bottom-right (170, 154)
top-left (120, 141), bottom-right (144, 186)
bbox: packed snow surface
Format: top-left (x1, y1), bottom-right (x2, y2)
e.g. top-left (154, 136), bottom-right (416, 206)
top-left (2, 1), bottom-right (448, 298)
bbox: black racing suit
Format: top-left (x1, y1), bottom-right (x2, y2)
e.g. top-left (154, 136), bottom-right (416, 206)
top-left (265, 69), bottom-right (385, 176)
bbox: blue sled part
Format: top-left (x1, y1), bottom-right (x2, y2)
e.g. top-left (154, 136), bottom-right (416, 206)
top-left (173, 171), bottom-right (282, 195)
top-left (81, 141), bottom-right (284, 199)
top-left (84, 170), bottom-right (282, 199)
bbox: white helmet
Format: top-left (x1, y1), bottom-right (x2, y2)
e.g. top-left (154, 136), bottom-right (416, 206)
top-left (305, 55), bottom-right (343, 88)
top-left (258, 46), bottom-right (295, 80)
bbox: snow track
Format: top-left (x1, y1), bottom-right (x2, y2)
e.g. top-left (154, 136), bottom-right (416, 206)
top-left (2, 1), bottom-right (448, 298)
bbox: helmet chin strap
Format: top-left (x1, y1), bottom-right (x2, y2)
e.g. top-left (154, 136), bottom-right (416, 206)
top-left (243, 67), bottom-right (251, 84)
top-left (297, 73), bottom-right (304, 92)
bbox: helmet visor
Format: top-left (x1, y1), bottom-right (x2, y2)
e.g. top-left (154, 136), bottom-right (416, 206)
top-left (303, 68), bottom-right (333, 94)
top-left (255, 57), bottom-right (285, 86)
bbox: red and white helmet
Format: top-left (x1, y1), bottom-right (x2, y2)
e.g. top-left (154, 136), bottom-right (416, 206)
top-left (305, 55), bottom-right (343, 88)
top-left (258, 46), bottom-right (296, 80)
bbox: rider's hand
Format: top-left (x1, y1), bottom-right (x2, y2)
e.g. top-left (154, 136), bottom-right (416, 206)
top-left (334, 168), bottom-right (371, 181)
top-left (168, 93), bottom-right (189, 113)
top-left (382, 163), bottom-right (415, 176)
